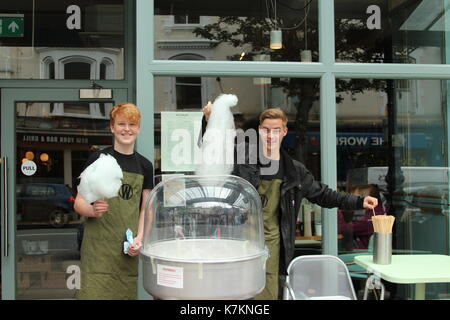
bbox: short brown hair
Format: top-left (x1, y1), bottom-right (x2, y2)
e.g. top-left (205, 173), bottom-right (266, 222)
top-left (110, 103), bottom-right (141, 126)
top-left (349, 184), bottom-right (381, 201)
top-left (259, 108), bottom-right (288, 126)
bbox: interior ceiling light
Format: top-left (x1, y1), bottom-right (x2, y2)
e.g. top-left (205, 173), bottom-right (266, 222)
top-left (301, 0), bottom-right (311, 62)
top-left (266, 0), bottom-right (314, 51)
top-left (270, 30), bottom-right (282, 50)
top-left (40, 153), bottom-right (49, 162)
top-left (25, 151), bottom-right (34, 160)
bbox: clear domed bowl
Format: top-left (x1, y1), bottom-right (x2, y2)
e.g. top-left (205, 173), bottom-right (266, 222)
top-left (140, 175), bottom-right (268, 300)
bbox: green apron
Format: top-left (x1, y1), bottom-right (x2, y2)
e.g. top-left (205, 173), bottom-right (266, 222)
top-left (254, 179), bottom-right (282, 300)
top-left (77, 171), bottom-right (143, 300)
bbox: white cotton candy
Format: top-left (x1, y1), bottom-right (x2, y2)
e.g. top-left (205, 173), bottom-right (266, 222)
top-left (196, 94), bottom-right (237, 176)
top-left (78, 153), bottom-right (123, 203)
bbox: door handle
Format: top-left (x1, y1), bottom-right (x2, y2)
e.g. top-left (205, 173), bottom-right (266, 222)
top-left (1, 156), bottom-right (8, 257)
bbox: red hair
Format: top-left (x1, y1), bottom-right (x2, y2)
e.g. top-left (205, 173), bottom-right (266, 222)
top-left (110, 103), bottom-right (141, 126)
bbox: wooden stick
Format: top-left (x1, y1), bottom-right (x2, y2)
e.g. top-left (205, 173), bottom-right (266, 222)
top-left (372, 215), bottom-right (395, 233)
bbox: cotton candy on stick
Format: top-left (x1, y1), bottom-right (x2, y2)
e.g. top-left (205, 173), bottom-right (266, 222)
top-left (78, 153), bottom-right (123, 203)
top-left (196, 94), bottom-right (238, 176)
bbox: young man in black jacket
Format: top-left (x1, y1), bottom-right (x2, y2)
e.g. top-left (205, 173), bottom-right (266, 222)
top-left (201, 104), bottom-right (378, 300)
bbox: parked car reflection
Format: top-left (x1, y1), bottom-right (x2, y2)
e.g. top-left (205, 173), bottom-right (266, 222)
top-left (16, 183), bottom-right (78, 227)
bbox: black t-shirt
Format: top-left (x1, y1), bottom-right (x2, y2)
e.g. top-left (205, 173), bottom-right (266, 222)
top-left (81, 146), bottom-right (154, 190)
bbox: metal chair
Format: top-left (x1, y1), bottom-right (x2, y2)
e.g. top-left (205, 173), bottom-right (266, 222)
top-left (283, 254), bottom-right (357, 300)
top-left (338, 235), bottom-right (386, 300)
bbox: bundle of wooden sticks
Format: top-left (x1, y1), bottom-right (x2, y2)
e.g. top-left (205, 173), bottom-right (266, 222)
top-left (371, 209), bottom-right (395, 233)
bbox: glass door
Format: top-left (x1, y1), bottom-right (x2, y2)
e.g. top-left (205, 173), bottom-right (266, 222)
top-left (1, 88), bottom-right (128, 299)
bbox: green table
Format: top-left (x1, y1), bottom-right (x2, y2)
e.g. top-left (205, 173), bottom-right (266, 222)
top-left (355, 254), bottom-right (450, 300)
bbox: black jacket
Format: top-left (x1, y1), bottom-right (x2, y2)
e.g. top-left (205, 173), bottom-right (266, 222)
top-left (232, 146), bottom-right (364, 275)
top-left (199, 117), bottom-right (364, 274)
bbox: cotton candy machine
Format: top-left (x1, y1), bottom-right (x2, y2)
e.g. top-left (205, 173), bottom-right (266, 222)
top-left (140, 175), bottom-right (268, 300)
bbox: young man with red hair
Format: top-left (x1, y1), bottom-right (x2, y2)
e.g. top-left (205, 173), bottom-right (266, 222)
top-left (75, 103), bottom-right (153, 300)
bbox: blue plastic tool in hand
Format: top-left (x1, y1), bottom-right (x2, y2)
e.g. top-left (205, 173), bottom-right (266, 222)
top-left (123, 228), bottom-right (134, 254)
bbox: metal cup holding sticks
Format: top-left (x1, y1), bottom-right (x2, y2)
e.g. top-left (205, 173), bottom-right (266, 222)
top-left (371, 211), bottom-right (395, 265)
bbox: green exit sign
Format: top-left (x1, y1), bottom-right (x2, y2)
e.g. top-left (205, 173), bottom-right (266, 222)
top-left (0, 14), bottom-right (24, 37)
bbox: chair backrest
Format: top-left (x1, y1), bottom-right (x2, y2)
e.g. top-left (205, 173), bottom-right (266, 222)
top-left (285, 255), bottom-right (357, 300)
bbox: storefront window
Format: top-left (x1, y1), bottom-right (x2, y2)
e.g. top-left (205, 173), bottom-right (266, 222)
top-left (155, 75), bottom-right (323, 255)
top-left (336, 78), bottom-right (450, 299)
top-left (154, 0), bottom-right (319, 63)
top-left (0, 0), bottom-right (125, 79)
top-left (15, 100), bottom-right (113, 299)
top-left (335, 0), bottom-right (450, 64)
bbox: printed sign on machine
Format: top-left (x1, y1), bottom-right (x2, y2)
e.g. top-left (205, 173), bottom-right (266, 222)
top-left (157, 264), bottom-right (183, 289)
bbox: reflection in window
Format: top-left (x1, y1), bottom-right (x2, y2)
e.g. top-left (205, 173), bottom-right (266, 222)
top-left (100, 58), bottom-right (114, 80)
top-left (100, 63), bottom-right (107, 80)
top-left (59, 55), bottom-right (96, 79)
top-left (42, 57), bottom-right (55, 79)
top-left (41, 51), bottom-right (117, 80)
top-left (335, 0), bottom-right (450, 64)
top-left (0, 0), bottom-right (125, 79)
top-left (155, 1), bottom-right (319, 62)
top-left (48, 62), bottom-right (55, 79)
top-left (154, 75), bottom-right (321, 179)
top-left (174, 14), bottom-right (200, 24)
top-left (59, 102), bottom-right (111, 119)
top-left (169, 54), bottom-right (205, 110)
top-left (28, 185), bottom-right (49, 197)
top-left (40, 53), bottom-right (115, 118)
top-left (336, 78), bottom-right (450, 299)
top-left (64, 62), bottom-right (91, 79)
top-left (175, 77), bottom-right (202, 109)
top-left (63, 103), bottom-right (91, 115)
top-left (99, 104), bottom-right (106, 117)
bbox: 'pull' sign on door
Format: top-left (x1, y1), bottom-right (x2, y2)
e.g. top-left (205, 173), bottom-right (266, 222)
top-left (21, 160), bottom-right (37, 176)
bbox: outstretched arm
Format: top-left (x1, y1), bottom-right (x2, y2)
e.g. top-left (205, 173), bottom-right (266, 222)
top-left (302, 167), bottom-right (378, 210)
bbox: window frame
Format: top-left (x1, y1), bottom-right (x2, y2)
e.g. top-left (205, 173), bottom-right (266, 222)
top-left (139, 0), bottom-right (450, 258)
